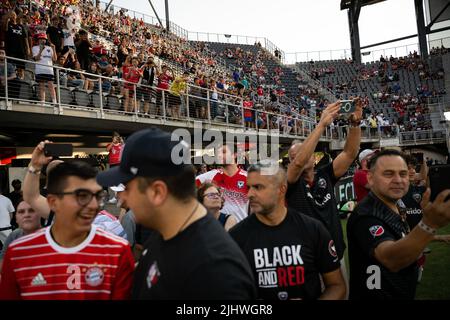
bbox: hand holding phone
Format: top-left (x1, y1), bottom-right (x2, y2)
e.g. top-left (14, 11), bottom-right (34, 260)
top-left (428, 165), bottom-right (450, 202)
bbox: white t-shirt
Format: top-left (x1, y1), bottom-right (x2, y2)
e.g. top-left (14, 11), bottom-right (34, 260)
top-left (0, 195), bottom-right (14, 242)
top-left (63, 28), bottom-right (75, 47)
top-left (32, 45), bottom-right (54, 75)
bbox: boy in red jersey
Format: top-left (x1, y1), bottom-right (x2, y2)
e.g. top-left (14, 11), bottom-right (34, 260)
top-left (0, 161), bottom-right (134, 300)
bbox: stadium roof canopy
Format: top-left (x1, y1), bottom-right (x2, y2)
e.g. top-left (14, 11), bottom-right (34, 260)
top-left (340, 0), bottom-right (386, 10)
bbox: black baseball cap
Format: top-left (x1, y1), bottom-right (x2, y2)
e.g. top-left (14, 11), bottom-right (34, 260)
top-left (97, 128), bottom-right (190, 187)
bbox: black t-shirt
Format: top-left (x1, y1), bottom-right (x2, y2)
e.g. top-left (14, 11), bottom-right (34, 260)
top-left (347, 192), bottom-right (418, 300)
top-left (132, 214), bottom-right (256, 300)
top-left (229, 209), bottom-right (340, 300)
top-left (6, 23), bottom-right (28, 57)
top-left (401, 185), bottom-right (426, 229)
top-left (47, 26), bottom-right (64, 50)
top-left (286, 162), bottom-right (346, 259)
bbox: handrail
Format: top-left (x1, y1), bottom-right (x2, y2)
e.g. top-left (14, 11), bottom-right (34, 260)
top-left (1, 55), bottom-right (321, 138)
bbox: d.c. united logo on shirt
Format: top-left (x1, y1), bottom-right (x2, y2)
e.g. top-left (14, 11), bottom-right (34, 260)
top-left (369, 225), bottom-right (385, 237)
top-left (147, 262), bottom-right (161, 289)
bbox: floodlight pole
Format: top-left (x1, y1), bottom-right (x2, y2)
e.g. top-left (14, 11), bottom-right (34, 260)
top-left (165, 0), bottom-right (170, 33)
top-left (148, 0), bottom-right (165, 31)
top-left (105, 0), bottom-right (114, 12)
top-left (414, 0), bottom-right (429, 59)
top-left (347, 0), bottom-right (362, 64)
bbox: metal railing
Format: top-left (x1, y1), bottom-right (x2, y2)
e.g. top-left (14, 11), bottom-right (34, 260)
top-left (0, 55), bottom-right (318, 138)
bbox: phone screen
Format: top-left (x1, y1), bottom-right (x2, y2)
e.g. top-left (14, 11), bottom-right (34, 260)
top-left (428, 165), bottom-right (450, 202)
top-left (339, 100), bottom-right (356, 114)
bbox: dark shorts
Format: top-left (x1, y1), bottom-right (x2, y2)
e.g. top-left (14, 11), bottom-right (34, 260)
top-left (36, 74), bottom-right (54, 82)
top-left (168, 93), bottom-right (181, 106)
top-left (137, 86), bottom-right (155, 102)
top-left (245, 116), bottom-right (253, 122)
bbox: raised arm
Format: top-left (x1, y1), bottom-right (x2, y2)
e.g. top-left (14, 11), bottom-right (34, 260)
top-left (23, 141), bottom-right (53, 219)
top-left (287, 101), bottom-right (341, 184)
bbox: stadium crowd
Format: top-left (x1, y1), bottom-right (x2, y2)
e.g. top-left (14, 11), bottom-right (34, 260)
top-left (0, 0), bottom-right (318, 129)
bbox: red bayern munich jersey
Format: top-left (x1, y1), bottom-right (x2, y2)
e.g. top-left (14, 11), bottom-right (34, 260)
top-left (196, 169), bottom-right (249, 222)
top-left (0, 225), bottom-right (134, 300)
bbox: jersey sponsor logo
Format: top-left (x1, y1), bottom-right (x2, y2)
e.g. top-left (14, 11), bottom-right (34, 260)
top-left (317, 178), bottom-right (327, 189)
top-left (85, 267), bottom-right (105, 287)
top-left (328, 240), bottom-right (338, 262)
top-left (413, 193), bottom-right (422, 203)
top-left (369, 225), bottom-right (385, 237)
top-left (31, 273), bottom-right (47, 286)
top-left (146, 261), bottom-right (161, 289)
top-left (237, 181), bottom-right (245, 189)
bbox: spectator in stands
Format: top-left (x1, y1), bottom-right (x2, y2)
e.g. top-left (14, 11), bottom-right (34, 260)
top-left (0, 200), bottom-right (41, 273)
top-left (32, 33), bottom-right (57, 105)
top-left (62, 19), bottom-right (76, 54)
top-left (353, 149), bottom-right (375, 202)
top-left (76, 29), bottom-right (92, 70)
top-left (347, 150), bottom-right (450, 299)
top-left (138, 57), bottom-right (156, 116)
top-left (46, 16), bottom-right (64, 55)
top-left (156, 65), bottom-right (174, 115)
top-left (0, 48), bottom-right (17, 99)
top-left (169, 71), bottom-right (189, 119)
top-left (4, 10), bottom-right (30, 80)
top-left (67, 60), bottom-right (85, 89)
top-left (84, 61), bottom-right (100, 91)
top-left (197, 183), bottom-right (237, 231)
top-left (123, 57), bottom-right (143, 113)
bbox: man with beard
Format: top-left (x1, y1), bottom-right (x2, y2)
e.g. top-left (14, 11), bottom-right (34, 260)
top-left (96, 128), bottom-right (256, 300)
top-left (0, 161), bottom-right (134, 300)
top-left (229, 162), bottom-right (346, 300)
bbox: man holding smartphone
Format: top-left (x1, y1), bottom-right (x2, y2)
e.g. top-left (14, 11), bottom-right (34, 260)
top-left (287, 99), bottom-right (363, 298)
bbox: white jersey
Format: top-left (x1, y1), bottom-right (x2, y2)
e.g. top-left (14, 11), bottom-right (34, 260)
top-left (32, 45), bottom-right (54, 75)
top-left (196, 169), bottom-right (249, 222)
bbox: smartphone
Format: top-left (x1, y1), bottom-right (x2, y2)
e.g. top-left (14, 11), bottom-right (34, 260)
top-left (339, 100), bottom-right (356, 114)
top-left (428, 165), bottom-right (450, 202)
top-left (44, 143), bottom-right (73, 157)
top-left (413, 152), bottom-right (424, 164)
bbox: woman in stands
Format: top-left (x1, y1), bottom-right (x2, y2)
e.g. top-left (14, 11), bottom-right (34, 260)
top-left (84, 61), bottom-right (100, 91)
top-left (197, 183), bottom-right (237, 232)
top-left (32, 33), bottom-right (57, 105)
top-left (123, 57), bottom-right (143, 113)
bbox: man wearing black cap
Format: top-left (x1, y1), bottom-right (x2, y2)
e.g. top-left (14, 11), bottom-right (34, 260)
top-left (97, 128), bottom-right (256, 300)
